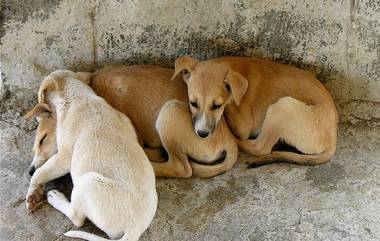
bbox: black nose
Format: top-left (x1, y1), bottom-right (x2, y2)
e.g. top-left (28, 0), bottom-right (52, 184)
top-left (28, 166), bottom-right (36, 176)
top-left (197, 130), bottom-right (209, 138)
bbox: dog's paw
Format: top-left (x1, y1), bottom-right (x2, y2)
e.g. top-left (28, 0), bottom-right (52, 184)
top-left (47, 190), bottom-right (67, 208)
top-left (26, 184), bottom-right (45, 212)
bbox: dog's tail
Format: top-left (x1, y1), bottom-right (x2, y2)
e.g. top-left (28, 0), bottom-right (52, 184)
top-left (64, 231), bottom-right (132, 241)
top-left (241, 144), bottom-right (336, 168)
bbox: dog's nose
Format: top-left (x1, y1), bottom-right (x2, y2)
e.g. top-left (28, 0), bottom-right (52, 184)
top-left (28, 166), bottom-right (36, 176)
top-left (197, 130), bottom-right (209, 138)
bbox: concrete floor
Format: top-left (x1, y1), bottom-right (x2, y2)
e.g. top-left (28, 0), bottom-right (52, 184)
top-left (0, 120), bottom-right (379, 241)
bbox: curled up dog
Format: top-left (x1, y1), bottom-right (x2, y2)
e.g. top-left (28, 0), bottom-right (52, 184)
top-left (25, 70), bottom-right (157, 241)
top-left (173, 56), bottom-right (338, 166)
top-left (91, 65), bottom-right (238, 178)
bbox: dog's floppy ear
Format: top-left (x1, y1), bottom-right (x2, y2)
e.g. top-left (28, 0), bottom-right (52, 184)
top-left (24, 103), bottom-right (52, 120)
top-left (172, 56), bottom-right (199, 83)
top-left (224, 70), bottom-right (248, 106)
top-left (76, 72), bottom-right (93, 85)
top-left (38, 76), bottom-right (63, 103)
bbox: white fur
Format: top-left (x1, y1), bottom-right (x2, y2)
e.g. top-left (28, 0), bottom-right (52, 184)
top-left (26, 70), bottom-right (157, 241)
top-left (195, 113), bottom-right (210, 135)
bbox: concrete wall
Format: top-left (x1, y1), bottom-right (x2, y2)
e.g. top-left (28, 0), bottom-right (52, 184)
top-left (1, 0), bottom-right (379, 124)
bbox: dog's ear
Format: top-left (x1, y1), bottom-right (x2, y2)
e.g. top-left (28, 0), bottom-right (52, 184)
top-left (76, 72), bottom-right (93, 85)
top-left (224, 71), bottom-right (248, 106)
top-left (24, 103), bottom-right (52, 120)
top-left (38, 76), bottom-right (63, 103)
top-left (172, 56), bottom-right (199, 83)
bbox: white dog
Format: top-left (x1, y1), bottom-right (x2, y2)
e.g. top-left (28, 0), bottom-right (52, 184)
top-left (25, 70), bottom-right (157, 241)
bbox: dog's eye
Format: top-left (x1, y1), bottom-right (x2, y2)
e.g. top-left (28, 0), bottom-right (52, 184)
top-left (190, 101), bottom-right (198, 108)
top-left (39, 134), bottom-right (47, 145)
top-left (225, 83), bottom-right (231, 92)
top-left (212, 103), bottom-right (222, 110)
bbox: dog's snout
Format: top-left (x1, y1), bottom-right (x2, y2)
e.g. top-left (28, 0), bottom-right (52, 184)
top-left (197, 130), bottom-right (209, 138)
top-left (28, 165), bottom-right (36, 176)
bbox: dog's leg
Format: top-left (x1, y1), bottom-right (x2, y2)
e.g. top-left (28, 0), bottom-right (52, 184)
top-left (26, 152), bottom-right (70, 212)
top-left (190, 146), bottom-right (238, 178)
top-left (50, 172), bottom-right (128, 239)
top-left (241, 96), bottom-right (336, 166)
top-left (151, 152), bottom-right (192, 177)
top-left (237, 135), bottom-right (278, 157)
top-left (144, 147), bottom-right (167, 163)
top-left (237, 113), bottom-right (280, 157)
top-left (153, 100), bottom-right (195, 177)
top-left (47, 190), bottom-right (86, 227)
top-left (238, 97), bottom-right (305, 157)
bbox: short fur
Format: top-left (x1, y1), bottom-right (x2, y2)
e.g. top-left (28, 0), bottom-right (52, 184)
top-left (91, 65), bottom-right (238, 178)
top-left (155, 99), bottom-right (237, 177)
top-left (173, 56), bottom-right (338, 165)
top-left (24, 103), bottom-right (57, 176)
top-left (27, 65), bottom-right (238, 179)
top-left (25, 70), bottom-right (157, 241)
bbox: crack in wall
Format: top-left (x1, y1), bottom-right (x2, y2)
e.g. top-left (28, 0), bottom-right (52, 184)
top-left (346, 0), bottom-right (352, 77)
top-left (347, 0), bottom-right (357, 78)
top-left (90, 0), bottom-right (98, 69)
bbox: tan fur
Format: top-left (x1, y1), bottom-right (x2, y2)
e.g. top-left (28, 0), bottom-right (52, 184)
top-left (173, 56), bottom-right (338, 165)
top-left (91, 65), bottom-right (238, 177)
top-left (26, 70), bottom-right (157, 241)
top-left (154, 100), bottom-right (238, 177)
top-left (25, 103), bottom-right (57, 174)
top-left (27, 66), bottom-right (237, 178)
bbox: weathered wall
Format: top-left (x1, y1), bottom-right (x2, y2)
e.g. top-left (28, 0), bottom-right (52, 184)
top-left (1, 0), bottom-right (379, 123)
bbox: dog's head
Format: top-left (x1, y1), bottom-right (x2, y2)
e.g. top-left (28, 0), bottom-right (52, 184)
top-left (24, 70), bottom-right (92, 176)
top-left (25, 103), bottom-right (57, 176)
top-left (38, 70), bottom-right (93, 103)
top-left (173, 56), bottom-right (248, 138)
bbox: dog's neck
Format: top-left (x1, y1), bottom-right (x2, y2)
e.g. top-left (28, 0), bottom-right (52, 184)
top-left (48, 78), bottom-right (100, 113)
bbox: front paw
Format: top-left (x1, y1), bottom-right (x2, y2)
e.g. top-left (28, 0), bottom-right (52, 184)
top-left (26, 184), bottom-right (45, 212)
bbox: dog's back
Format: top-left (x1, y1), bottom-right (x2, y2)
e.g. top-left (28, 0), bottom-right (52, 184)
top-left (66, 97), bottom-right (146, 178)
top-left (91, 65), bottom-right (188, 148)
top-left (38, 71), bottom-right (157, 241)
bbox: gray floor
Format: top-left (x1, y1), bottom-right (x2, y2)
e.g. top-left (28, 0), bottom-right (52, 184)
top-left (1, 121), bottom-right (379, 241)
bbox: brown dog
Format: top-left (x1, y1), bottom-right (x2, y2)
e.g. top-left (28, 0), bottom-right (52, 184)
top-left (173, 56), bottom-right (338, 166)
top-left (91, 65), bottom-right (238, 177)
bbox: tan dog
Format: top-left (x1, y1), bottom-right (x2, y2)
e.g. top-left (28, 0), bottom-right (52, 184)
top-left (26, 70), bottom-right (157, 241)
top-left (25, 103), bottom-right (57, 176)
top-left (91, 65), bottom-right (238, 177)
top-left (155, 99), bottom-right (237, 177)
top-left (173, 56), bottom-right (338, 166)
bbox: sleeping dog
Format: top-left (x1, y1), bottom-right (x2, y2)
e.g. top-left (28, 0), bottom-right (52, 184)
top-left (26, 65), bottom-right (238, 178)
top-left (173, 56), bottom-right (338, 166)
top-left (25, 70), bottom-right (157, 241)
top-left (91, 65), bottom-right (238, 177)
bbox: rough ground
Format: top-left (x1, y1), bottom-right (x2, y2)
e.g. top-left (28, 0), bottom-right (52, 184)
top-left (1, 119), bottom-right (379, 241)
